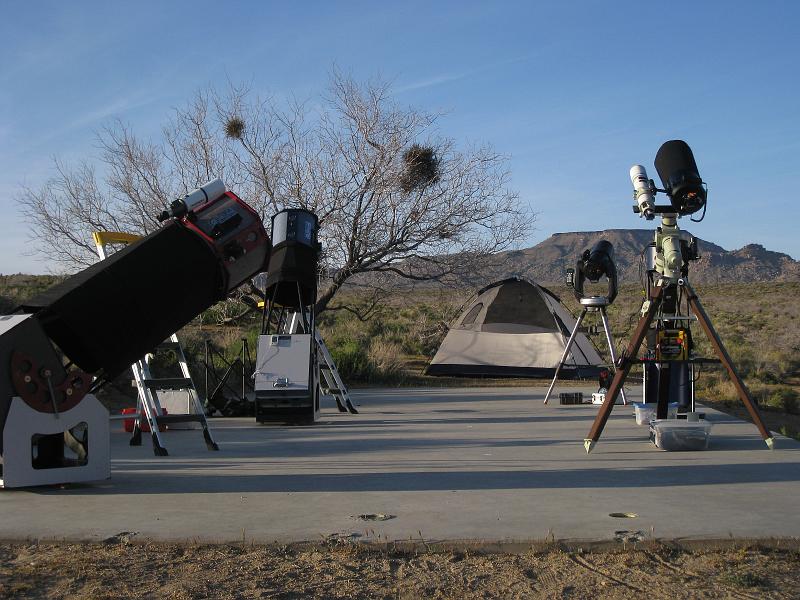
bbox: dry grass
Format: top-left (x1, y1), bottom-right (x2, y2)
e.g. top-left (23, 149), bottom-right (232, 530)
top-left (2, 540), bottom-right (800, 599)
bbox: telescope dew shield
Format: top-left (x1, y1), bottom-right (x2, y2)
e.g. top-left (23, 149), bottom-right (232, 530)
top-left (263, 209), bottom-right (320, 308)
top-left (19, 183), bottom-right (271, 378)
top-left (654, 140), bottom-right (707, 216)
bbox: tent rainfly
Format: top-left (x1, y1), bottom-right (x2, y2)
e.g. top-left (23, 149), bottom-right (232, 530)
top-left (425, 278), bottom-right (603, 378)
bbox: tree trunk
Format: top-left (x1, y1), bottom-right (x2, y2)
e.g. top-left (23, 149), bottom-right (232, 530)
top-left (315, 280), bottom-right (342, 314)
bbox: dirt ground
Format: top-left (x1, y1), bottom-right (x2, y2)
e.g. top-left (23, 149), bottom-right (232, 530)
top-left (1, 539), bottom-right (799, 599)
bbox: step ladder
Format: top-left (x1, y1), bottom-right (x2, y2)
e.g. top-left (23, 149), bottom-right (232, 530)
top-left (316, 329), bottom-right (358, 414)
top-left (93, 231), bottom-right (219, 456)
top-left (283, 309), bottom-right (359, 415)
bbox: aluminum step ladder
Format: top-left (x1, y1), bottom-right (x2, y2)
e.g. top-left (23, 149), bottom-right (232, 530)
top-left (93, 231), bottom-right (219, 456)
top-left (315, 329), bottom-right (359, 414)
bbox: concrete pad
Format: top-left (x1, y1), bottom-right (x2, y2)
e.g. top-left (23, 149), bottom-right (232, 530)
top-left (1, 387), bottom-right (799, 544)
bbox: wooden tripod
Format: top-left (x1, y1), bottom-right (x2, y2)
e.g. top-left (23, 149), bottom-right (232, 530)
top-left (583, 279), bottom-right (774, 453)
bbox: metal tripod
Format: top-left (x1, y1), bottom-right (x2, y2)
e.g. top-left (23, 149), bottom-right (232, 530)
top-left (543, 296), bottom-right (627, 405)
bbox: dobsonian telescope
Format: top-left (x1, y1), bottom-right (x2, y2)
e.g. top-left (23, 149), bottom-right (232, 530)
top-left (583, 140), bottom-right (773, 453)
top-left (0, 179), bottom-right (271, 487)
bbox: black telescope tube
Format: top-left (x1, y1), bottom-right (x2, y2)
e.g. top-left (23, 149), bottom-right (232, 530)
top-left (573, 240), bottom-right (618, 303)
top-left (654, 140), bottom-right (707, 215)
top-left (262, 209), bottom-right (320, 308)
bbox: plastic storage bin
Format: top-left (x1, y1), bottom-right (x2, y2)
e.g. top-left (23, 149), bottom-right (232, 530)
top-left (650, 419), bottom-right (712, 451)
top-left (634, 403), bottom-right (656, 425)
top-left (633, 402), bottom-right (678, 425)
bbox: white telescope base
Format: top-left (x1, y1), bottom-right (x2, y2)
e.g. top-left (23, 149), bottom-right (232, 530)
top-left (0, 394), bottom-right (109, 489)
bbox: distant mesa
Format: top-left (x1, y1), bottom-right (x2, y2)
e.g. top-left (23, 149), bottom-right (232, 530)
top-left (348, 228), bottom-right (800, 291)
top-left (500, 229), bottom-right (800, 284)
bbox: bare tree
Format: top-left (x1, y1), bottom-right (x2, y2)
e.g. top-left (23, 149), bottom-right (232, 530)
top-left (18, 72), bottom-right (533, 314)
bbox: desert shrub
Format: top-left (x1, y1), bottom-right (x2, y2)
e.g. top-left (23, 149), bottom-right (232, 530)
top-left (0, 294), bottom-right (13, 313)
top-left (368, 339), bottom-right (406, 382)
top-left (723, 336), bottom-right (757, 378)
top-left (720, 570), bottom-right (769, 589)
top-left (780, 348), bottom-right (800, 378)
top-left (697, 378), bottom-right (773, 407)
top-left (395, 298), bottom-right (461, 357)
top-left (765, 387), bottom-right (799, 414)
top-left (401, 313), bottom-right (443, 357)
top-left (317, 291), bottom-right (461, 366)
top-left (697, 379), bottom-right (737, 403)
top-left (329, 338), bottom-right (374, 381)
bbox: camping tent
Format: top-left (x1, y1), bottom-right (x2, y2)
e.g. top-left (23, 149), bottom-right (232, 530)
top-left (425, 278), bottom-right (603, 378)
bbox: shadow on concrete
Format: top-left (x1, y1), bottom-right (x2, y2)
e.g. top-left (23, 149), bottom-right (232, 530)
top-left (27, 459), bottom-right (800, 496)
top-left (316, 414), bottom-right (602, 427)
top-left (349, 392), bottom-right (547, 406)
top-left (109, 435), bottom-right (580, 460)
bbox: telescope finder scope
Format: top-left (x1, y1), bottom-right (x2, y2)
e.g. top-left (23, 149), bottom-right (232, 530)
top-left (157, 178), bottom-right (227, 222)
top-left (630, 165), bottom-right (656, 220)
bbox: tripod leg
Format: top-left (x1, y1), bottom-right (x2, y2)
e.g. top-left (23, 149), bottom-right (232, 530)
top-left (585, 287), bottom-right (664, 453)
top-left (544, 309), bottom-right (588, 404)
top-left (599, 308), bottom-right (628, 405)
top-left (683, 281), bottom-right (774, 448)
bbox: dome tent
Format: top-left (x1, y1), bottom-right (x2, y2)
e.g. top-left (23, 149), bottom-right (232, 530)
top-left (425, 277), bottom-right (603, 378)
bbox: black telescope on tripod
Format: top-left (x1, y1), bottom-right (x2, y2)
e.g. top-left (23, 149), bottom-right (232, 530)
top-left (544, 239), bottom-right (627, 405)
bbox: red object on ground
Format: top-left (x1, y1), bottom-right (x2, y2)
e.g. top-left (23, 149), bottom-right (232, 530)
top-left (122, 407), bottom-right (167, 432)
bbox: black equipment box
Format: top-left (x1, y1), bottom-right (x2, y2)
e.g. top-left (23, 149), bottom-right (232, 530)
top-left (559, 392), bottom-right (584, 405)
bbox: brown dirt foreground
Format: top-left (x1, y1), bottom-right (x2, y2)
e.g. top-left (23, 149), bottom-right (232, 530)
top-left (1, 540), bottom-right (799, 599)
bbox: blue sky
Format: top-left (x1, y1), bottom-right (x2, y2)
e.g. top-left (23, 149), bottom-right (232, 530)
top-left (2, 1), bottom-right (799, 274)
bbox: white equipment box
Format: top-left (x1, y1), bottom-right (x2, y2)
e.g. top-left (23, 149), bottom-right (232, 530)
top-left (254, 334), bottom-right (319, 423)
